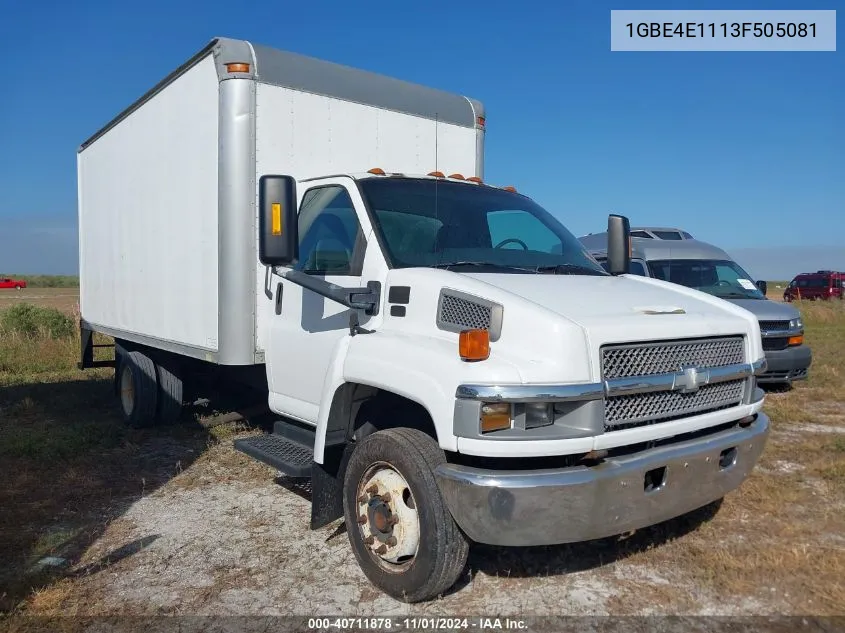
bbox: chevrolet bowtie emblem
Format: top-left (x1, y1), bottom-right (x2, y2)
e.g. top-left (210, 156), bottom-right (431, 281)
top-left (674, 366), bottom-right (709, 393)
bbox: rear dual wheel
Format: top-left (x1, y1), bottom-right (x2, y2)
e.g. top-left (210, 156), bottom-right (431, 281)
top-left (115, 346), bottom-right (183, 427)
top-left (343, 428), bottom-right (469, 603)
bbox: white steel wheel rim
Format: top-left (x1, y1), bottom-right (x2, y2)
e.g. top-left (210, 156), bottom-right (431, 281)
top-left (356, 462), bottom-right (420, 571)
top-left (120, 365), bottom-right (135, 416)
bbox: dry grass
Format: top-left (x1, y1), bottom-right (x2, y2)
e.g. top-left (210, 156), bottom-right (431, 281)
top-left (0, 287), bottom-right (80, 314)
top-left (626, 300), bottom-right (845, 613)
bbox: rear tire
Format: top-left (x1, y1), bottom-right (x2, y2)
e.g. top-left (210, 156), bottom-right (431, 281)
top-left (156, 362), bottom-right (184, 424)
top-left (117, 350), bottom-right (158, 428)
top-left (343, 428), bottom-right (469, 603)
top-left (113, 343), bottom-right (127, 397)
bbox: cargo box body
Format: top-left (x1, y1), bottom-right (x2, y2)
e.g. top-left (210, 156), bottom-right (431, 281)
top-left (78, 37), bottom-right (484, 365)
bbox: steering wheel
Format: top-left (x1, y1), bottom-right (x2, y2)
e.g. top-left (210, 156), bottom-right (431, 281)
top-left (494, 238), bottom-right (529, 250)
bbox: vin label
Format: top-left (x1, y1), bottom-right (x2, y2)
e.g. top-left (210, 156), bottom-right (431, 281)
top-left (610, 10), bottom-right (836, 51)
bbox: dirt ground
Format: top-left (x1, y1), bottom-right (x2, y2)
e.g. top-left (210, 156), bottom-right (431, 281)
top-left (1, 290), bottom-right (843, 622)
top-left (0, 288), bottom-right (80, 314)
top-left (11, 421), bottom-right (841, 618)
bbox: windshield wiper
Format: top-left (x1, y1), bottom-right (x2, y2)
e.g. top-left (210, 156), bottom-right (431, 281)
top-left (534, 263), bottom-right (606, 276)
top-left (717, 291), bottom-right (760, 299)
top-left (432, 261), bottom-right (536, 273)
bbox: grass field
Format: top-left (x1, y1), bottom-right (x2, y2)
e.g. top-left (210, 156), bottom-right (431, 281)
top-left (1, 290), bottom-right (843, 618)
top-left (0, 288), bottom-right (81, 315)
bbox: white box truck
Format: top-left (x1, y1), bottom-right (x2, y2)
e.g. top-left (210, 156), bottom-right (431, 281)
top-left (78, 37), bottom-right (771, 603)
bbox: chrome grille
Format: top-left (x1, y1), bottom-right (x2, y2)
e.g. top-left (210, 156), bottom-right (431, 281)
top-left (439, 294), bottom-right (492, 330)
top-left (605, 379), bottom-right (745, 429)
top-left (601, 336), bottom-right (744, 379)
top-left (759, 320), bottom-right (790, 332)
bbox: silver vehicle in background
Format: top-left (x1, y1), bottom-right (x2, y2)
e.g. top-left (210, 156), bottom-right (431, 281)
top-left (580, 227), bottom-right (812, 386)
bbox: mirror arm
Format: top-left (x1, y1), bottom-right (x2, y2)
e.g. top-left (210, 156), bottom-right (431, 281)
top-left (275, 268), bottom-right (381, 316)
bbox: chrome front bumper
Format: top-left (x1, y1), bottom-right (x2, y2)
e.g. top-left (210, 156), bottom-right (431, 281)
top-left (434, 413), bottom-right (769, 547)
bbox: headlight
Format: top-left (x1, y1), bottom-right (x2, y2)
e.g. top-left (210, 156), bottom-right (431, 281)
top-left (523, 403), bottom-right (554, 429)
top-left (789, 317), bottom-right (803, 330)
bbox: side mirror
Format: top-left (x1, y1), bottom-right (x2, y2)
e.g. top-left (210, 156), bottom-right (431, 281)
top-left (606, 214), bottom-right (631, 275)
top-left (259, 175), bottom-right (298, 266)
top-left (755, 280), bottom-right (768, 295)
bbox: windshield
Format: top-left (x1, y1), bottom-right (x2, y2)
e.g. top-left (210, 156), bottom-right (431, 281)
top-left (357, 178), bottom-right (607, 275)
top-left (648, 259), bottom-right (766, 300)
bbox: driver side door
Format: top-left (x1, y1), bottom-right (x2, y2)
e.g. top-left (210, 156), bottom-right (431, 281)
top-left (265, 180), bottom-right (369, 424)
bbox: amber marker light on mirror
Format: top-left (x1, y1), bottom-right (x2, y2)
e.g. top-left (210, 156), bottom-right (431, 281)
top-left (271, 203), bottom-right (282, 235)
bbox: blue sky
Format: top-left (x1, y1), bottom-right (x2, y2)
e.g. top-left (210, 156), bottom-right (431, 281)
top-left (0, 0), bottom-right (842, 278)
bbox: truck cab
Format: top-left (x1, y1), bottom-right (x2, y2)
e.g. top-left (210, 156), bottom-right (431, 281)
top-left (580, 228), bottom-right (812, 385)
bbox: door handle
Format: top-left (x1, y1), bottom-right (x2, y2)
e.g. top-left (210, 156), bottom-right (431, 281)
top-left (275, 282), bottom-right (284, 315)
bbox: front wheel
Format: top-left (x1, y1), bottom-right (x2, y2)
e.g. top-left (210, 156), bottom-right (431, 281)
top-left (343, 428), bottom-right (469, 603)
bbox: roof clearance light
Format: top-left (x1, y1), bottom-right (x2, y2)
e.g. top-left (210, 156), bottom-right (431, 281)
top-left (428, 171), bottom-right (445, 178)
top-left (503, 186), bottom-right (517, 192)
top-left (448, 173), bottom-right (465, 180)
top-left (226, 62), bottom-right (250, 73)
top-left (367, 167), bottom-right (386, 175)
top-left (477, 116), bottom-right (486, 128)
top-left (467, 177), bottom-right (482, 183)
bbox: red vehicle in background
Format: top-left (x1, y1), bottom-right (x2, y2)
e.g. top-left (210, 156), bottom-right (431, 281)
top-left (784, 271), bottom-right (844, 301)
top-left (0, 277), bottom-right (27, 289)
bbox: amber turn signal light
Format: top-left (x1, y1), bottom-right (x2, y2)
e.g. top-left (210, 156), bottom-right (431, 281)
top-left (459, 329), bottom-right (490, 361)
top-left (480, 403), bottom-right (510, 433)
top-left (788, 335), bottom-right (803, 346)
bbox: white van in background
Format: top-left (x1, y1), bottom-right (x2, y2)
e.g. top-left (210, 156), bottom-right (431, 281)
top-left (580, 227), bottom-right (812, 386)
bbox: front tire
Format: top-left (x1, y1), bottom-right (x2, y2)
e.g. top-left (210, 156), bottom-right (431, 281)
top-left (343, 428), bottom-right (469, 603)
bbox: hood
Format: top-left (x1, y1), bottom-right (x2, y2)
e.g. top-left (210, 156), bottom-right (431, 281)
top-left (380, 267), bottom-right (765, 386)
top-left (459, 272), bottom-right (761, 349)
top-left (724, 297), bottom-right (799, 321)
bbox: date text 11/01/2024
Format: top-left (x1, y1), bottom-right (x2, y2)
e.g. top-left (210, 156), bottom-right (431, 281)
top-left (626, 22), bottom-right (817, 39)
